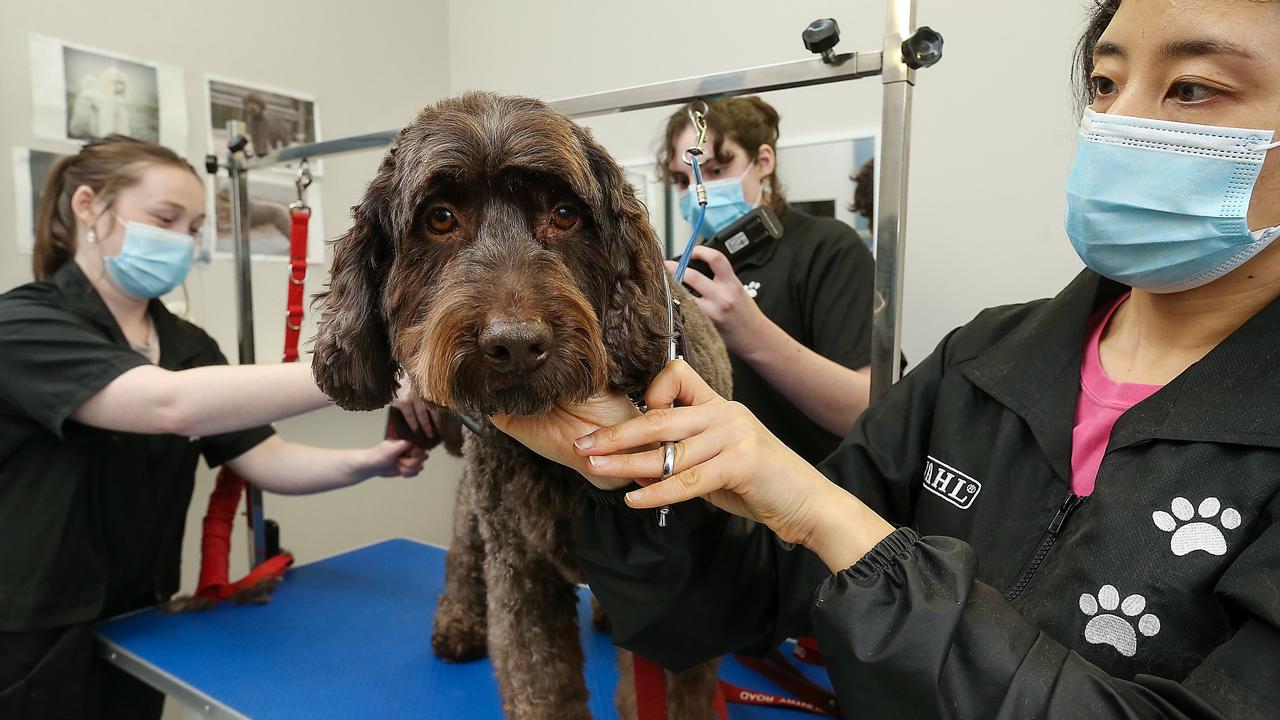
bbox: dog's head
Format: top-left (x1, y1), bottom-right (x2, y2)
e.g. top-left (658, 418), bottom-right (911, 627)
top-left (312, 92), bottom-right (671, 416)
top-left (243, 92), bottom-right (266, 118)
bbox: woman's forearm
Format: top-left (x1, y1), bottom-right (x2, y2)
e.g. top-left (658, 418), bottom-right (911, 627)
top-left (225, 436), bottom-right (373, 495)
top-left (733, 318), bottom-right (871, 436)
top-left (73, 361), bottom-right (334, 436)
top-left (803, 482), bottom-right (896, 573)
top-left (168, 362), bottom-right (332, 436)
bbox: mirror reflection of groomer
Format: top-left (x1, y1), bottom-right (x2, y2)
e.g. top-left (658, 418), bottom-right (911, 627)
top-left (661, 96), bottom-right (875, 464)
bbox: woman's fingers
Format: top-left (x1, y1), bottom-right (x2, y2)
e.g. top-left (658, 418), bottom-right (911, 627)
top-left (584, 431), bottom-right (721, 480)
top-left (399, 403), bottom-right (420, 434)
top-left (624, 456), bottom-right (728, 509)
top-left (416, 401), bottom-right (437, 440)
top-left (644, 359), bottom-right (722, 411)
top-left (677, 266), bottom-right (715, 297)
top-left (574, 402), bottom-right (711, 456)
top-left (688, 245), bottom-right (736, 281)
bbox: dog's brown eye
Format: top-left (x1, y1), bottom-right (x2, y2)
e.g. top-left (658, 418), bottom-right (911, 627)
top-left (427, 207), bottom-right (457, 234)
top-left (551, 206), bottom-right (579, 231)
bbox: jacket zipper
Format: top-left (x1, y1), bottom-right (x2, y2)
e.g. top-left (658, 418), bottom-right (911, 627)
top-left (1004, 491), bottom-right (1084, 603)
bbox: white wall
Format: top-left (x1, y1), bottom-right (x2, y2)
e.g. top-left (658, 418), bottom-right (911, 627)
top-left (449, 0), bottom-right (1091, 363)
top-left (0, 0), bottom-right (462, 619)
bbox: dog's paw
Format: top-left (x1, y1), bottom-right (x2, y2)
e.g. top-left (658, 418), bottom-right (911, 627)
top-left (431, 608), bottom-right (488, 663)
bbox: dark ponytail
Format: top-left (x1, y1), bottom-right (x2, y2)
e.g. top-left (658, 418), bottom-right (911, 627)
top-left (32, 135), bottom-right (197, 280)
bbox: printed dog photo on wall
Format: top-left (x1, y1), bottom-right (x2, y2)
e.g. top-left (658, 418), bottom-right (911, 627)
top-left (28, 34), bottom-right (188, 150)
top-left (210, 174), bottom-right (324, 263)
top-left (11, 148), bottom-right (68, 254)
top-left (205, 76), bottom-right (321, 175)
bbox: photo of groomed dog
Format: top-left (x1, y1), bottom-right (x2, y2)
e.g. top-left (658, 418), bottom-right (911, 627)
top-left (207, 77), bottom-right (319, 169)
top-left (312, 92), bottom-right (733, 720)
top-left (211, 174), bottom-right (324, 262)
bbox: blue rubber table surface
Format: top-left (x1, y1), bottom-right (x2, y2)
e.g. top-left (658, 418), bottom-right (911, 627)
top-left (97, 538), bottom-right (832, 719)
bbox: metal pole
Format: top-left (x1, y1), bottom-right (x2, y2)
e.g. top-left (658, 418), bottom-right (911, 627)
top-left (870, 0), bottom-right (917, 400)
top-left (226, 120), bottom-right (269, 569)
top-left (238, 52), bottom-right (883, 171)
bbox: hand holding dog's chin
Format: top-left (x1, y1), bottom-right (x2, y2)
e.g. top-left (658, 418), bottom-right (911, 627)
top-left (490, 394), bottom-right (642, 491)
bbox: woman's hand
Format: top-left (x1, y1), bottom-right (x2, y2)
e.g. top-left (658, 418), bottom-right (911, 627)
top-left (391, 375), bottom-right (443, 440)
top-left (490, 394), bottom-right (644, 491)
top-left (668, 246), bottom-right (769, 354)
top-left (361, 439), bottom-right (429, 478)
top-left (574, 360), bottom-right (895, 570)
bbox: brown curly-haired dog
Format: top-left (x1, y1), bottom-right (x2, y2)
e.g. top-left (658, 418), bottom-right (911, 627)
top-left (311, 91), bottom-right (732, 720)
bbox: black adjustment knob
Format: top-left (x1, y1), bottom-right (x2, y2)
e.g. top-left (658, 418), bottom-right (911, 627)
top-left (228, 134), bottom-right (249, 154)
top-left (204, 154), bottom-right (219, 175)
top-left (902, 26), bottom-right (944, 69)
top-left (803, 18), bottom-right (841, 63)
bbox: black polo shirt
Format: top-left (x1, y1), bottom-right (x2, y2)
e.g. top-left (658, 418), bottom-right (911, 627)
top-left (721, 208), bottom-right (875, 466)
top-left (0, 262), bottom-right (274, 631)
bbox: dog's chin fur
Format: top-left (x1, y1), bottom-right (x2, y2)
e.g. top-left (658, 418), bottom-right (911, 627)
top-left (450, 355), bottom-right (603, 417)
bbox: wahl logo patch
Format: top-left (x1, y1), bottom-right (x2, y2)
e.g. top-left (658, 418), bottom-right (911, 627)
top-left (922, 456), bottom-right (982, 510)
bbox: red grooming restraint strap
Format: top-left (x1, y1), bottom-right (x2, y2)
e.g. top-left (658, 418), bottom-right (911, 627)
top-left (634, 646), bottom-right (838, 720)
top-left (191, 206), bottom-right (309, 602)
top-left (283, 207), bottom-right (310, 363)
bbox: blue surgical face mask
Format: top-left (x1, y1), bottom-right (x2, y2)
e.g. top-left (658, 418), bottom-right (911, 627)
top-left (679, 172), bottom-right (763, 239)
top-left (103, 217), bottom-right (195, 299)
top-left (1065, 107), bottom-right (1280, 293)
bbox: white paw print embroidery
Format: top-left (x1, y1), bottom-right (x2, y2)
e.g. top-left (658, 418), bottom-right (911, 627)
top-left (1152, 497), bottom-right (1240, 557)
top-left (1079, 585), bottom-right (1160, 658)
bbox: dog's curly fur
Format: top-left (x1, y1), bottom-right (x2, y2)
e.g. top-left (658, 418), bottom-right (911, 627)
top-left (312, 92), bottom-right (732, 719)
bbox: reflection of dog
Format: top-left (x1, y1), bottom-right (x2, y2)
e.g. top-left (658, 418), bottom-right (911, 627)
top-left (242, 92), bottom-right (295, 157)
top-left (68, 67), bottom-right (131, 139)
top-left (214, 185), bottom-right (291, 238)
top-left (312, 92), bottom-right (733, 720)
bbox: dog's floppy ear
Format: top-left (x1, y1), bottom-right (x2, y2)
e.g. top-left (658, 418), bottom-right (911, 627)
top-left (311, 147), bottom-right (400, 410)
top-left (573, 126), bottom-right (670, 391)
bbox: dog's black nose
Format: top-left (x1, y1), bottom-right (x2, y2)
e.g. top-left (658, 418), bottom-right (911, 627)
top-left (479, 319), bottom-right (552, 373)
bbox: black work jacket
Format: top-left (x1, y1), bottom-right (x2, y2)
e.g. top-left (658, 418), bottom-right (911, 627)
top-left (575, 270), bottom-right (1280, 720)
top-left (0, 263), bottom-right (273, 630)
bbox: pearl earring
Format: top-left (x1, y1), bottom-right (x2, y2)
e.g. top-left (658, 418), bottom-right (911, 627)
top-left (86, 230), bottom-right (97, 244)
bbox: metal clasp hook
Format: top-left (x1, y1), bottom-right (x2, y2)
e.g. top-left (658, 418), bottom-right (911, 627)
top-left (291, 160), bottom-right (313, 212)
top-left (681, 100), bottom-right (710, 167)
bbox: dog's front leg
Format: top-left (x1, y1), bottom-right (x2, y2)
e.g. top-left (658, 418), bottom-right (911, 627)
top-left (615, 650), bottom-right (722, 720)
top-left (484, 544), bottom-right (590, 720)
top-left (432, 468), bottom-right (489, 663)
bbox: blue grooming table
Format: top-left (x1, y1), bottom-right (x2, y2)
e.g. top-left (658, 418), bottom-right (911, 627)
top-left (97, 539), bottom-right (832, 719)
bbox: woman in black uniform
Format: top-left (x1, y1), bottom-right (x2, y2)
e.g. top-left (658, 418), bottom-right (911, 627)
top-left (0, 137), bottom-right (427, 719)
top-left (496, 1), bottom-right (1280, 717)
top-left (660, 97), bottom-right (875, 465)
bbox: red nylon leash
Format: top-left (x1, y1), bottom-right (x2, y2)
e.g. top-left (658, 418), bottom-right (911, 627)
top-left (283, 205), bottom-right (309, 362)
top-left (185, 187), bottom-right (311, 609)
top-left (793, 636), bottom-right (825, 665)
top-left (634, 645), bottom-right (838, 720)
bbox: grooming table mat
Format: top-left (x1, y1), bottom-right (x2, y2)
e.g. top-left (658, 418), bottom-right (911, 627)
top-left (98, 538), bottom-right (833, 719)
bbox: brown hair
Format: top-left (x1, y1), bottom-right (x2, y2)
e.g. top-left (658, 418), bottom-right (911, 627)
top-left (33, 135), bottom-right (198, 280)
top-left (657, 96), bottom-right (786, 214)
top-left (850, 158), bottom-right (874, 226)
